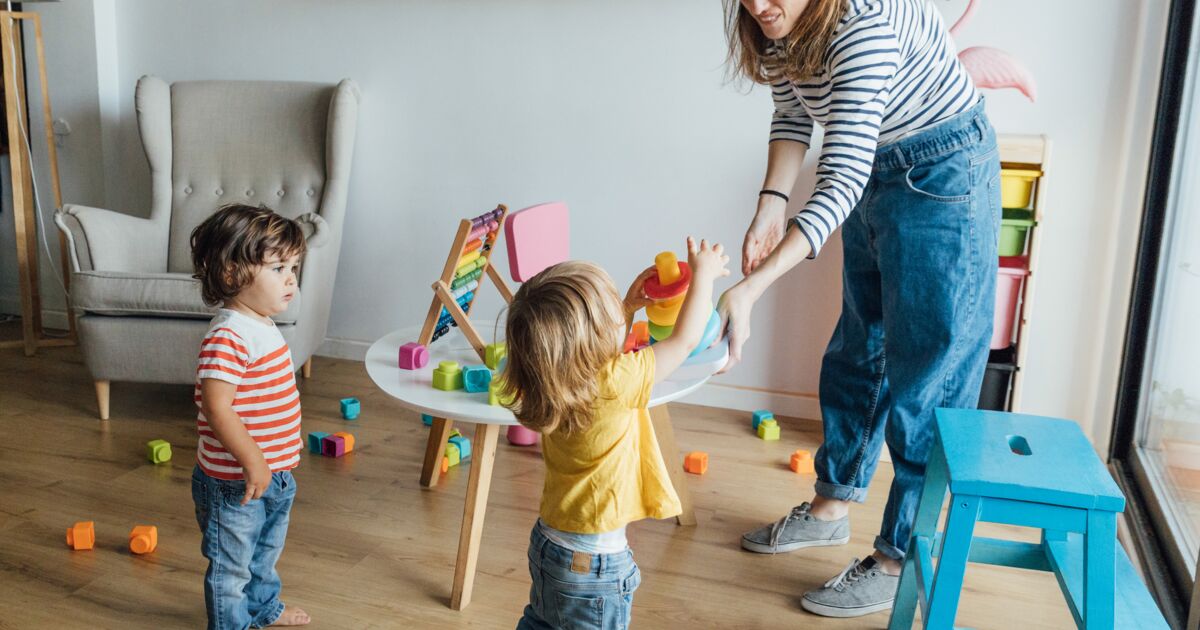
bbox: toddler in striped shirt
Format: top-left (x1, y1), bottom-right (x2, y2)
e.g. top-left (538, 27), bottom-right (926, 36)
top-left (189, 204), bottom-right (310, 629)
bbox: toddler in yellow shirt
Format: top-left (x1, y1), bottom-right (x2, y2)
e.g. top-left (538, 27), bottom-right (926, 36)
top-left (502, 237), bottom-right (729, 630)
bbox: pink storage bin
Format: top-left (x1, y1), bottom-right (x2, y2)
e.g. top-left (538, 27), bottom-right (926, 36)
top-left (992, 256), bottom-right (1029, 349)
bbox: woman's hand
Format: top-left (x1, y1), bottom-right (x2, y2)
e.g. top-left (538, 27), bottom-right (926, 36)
top-left (623, 266), bottom-right (658, 324)
top-left (716, 280), bottom-right (757, 374)
top-left (742, 197), bottom-right (788, 275)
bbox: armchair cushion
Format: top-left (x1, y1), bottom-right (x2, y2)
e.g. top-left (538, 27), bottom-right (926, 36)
top-left (71, 271), bottom-right (302, 324)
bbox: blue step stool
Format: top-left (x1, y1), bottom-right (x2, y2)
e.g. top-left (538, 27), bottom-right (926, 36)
top-left (889, 409), bottom-right (1168, 629)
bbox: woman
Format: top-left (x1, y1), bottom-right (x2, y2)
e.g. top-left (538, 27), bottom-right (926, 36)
top-left (718, 0), bottom-right (1001, 618)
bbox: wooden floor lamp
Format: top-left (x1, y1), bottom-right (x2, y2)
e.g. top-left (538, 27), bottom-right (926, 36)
top-left (0, 9), bottom-right (74, 356)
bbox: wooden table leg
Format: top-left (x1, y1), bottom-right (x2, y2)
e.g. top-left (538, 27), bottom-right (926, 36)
top-left (450, 422), bottom-right (500, 610)
top-left (649, 405), bottom-right (696, 527)
top-left (420, 417), bottom-right (454, 488)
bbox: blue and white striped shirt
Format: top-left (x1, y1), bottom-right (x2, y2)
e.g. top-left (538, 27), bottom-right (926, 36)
top-left (769, 0), bottom-right (980, 257)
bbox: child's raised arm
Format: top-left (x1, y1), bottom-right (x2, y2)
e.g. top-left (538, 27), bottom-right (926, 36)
top-left (651, 237), bottom-right (730, 384)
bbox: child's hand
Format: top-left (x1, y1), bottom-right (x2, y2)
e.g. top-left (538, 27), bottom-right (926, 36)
top-left (623, 266), bottom-right (658, 321)
top-left (241, 459), bottom-right (272, 505)
top-left (687, 237), bottom-right (731, 284)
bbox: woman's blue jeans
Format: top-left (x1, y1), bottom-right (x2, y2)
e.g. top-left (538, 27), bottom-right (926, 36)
top-left (814, 100), bottom-right (1001, 560)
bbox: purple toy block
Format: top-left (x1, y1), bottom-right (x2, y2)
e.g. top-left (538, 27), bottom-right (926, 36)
top-left (399, 342), bottom-right (430, 370)
top-left (322, 435), bottom-right (346, 458)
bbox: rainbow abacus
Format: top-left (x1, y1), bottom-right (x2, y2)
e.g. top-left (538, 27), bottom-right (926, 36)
top-left (416, 206), bottom-right (514, 362)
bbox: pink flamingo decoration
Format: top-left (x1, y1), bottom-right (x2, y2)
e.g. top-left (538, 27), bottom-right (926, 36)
top-left (950, 0), bottom-right (1037, 102)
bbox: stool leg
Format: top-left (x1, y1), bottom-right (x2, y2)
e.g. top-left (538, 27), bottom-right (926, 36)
top-left (1084, 511), bottom-right (1116, 629)
top-left (925, 494), bottom-right (981, 629)
top-left (890, 446), bottom-right (951, 630)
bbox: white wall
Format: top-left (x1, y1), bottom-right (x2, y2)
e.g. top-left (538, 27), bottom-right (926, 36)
top-left (0, 0), bottom-right (1168, 445)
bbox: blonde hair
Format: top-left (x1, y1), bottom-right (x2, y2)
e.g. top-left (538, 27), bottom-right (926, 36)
top-left (724, 0), bottom-right (848, 84)
top-left (500, 261), bottom-right (626, 436)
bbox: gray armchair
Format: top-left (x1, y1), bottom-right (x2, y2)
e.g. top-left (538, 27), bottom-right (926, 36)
top-left (54, 76), bottom-right (359, 419)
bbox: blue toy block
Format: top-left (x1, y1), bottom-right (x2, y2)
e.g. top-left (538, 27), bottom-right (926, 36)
top-left (751, 409), bottom-right (773, 430)
top-left (308, 432), bottom-right (330, 454)
top-left (422, 414), bottom-right (433, 426)
top-left (448, 434), bottom-right (472, 461)
top-left (462, 364), bottom-right (493, 393)
top-left (340, 397), bottom-right (360, 420)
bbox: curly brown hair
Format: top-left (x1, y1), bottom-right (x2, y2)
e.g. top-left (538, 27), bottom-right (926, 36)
top-left (724, 0), bottom-right (848, 84)
top-left (190, 204), bottom-right (306, 306)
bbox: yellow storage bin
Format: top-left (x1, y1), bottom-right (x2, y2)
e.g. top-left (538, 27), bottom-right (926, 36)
top-left (1000, 168), bottom-right (1042, 208)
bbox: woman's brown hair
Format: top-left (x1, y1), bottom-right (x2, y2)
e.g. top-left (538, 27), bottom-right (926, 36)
top-left (724, 0), bottom-right (848, 84)
top-left (499, 261), bottom-right (626, 436)
top-left (190, 204), bottom-right (306, 306)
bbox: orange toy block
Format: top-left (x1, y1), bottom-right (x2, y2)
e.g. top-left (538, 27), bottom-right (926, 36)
top-left (790, 450), bottom-right (814, 474)
top-left (129, 525), bottom-right (158, 554)
top-left (66, 521), bottom-right (95, 550)
top-left (333, 431), bottom-right (355, 453)
top-left (684, 451), bottom-right (708, 475)
top-left (441, 456), bottom-right (449, 473)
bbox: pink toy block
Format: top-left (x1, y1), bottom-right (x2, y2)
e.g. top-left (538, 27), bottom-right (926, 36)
top-left (399, 342), bottom-right (429, 370)
top-left (507, 425), bottom-right (539, 446)
top-left (505, 202), bottom-right (570, 281)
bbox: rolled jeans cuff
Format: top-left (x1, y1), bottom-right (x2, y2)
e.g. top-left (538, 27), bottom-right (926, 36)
top-left (815, 479), bottom-right (870, 503)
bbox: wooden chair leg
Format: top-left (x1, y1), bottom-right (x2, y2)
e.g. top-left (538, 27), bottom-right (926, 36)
top-left (450, 422), bottom-right (500, 610)
top-left (94, 380), bottom-right (110, 420)
top-left (421, 417), bottom-right (454, 488)
top-left (301, 357), bottom-right (312, 379)
top-left (649, 404), bottom-right (696, 526)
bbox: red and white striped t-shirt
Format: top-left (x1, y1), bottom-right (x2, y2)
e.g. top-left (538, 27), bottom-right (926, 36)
top-left (194, 309), bottom-right (302, 480)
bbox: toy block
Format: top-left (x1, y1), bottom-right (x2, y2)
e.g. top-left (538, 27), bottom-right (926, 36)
top-left (684, 451), bottom-right (708, 475)
top-left (333, 432), bottom-right (355, 453)
top-left (308, 431), bottom-right (331, 454)
top-left (422, 414), bottom-right (434, 426)
top-left (485, 343), bottom-right (507, 370)
top-left (340, 397), bottom-right (361, 420)
top-left (66, 521), bottom-right (95, 551)
top-left (489, 379), bottom-right (515, 406)
top-left (790, 450), bottom-right (814, 474)
top-left (462, 364), bottom-right (493, 393)
top-left (631, 321), bottom-right (650, 346)
top-left (448, 435), bottom-right (472, 461)
top-left (146, 439), bottom-right (172, 464)
top-left (751, 409), bottom-right (774, 431)
top-left (129, 525), bottom-right (158, 554)
top-left (433, 361), bottom-right (464, 391)
top-left (647, 320), bottom-right (674, 341)
top-left (445, 443), bottom-right (461, 467)
top-left (507, 424), bottom-right (539, 446)
top-left (441, 456), bottom-right (449, 473)
top-left (449, 428), bottom-right (462, 439)
top-left (757, 418), bottom-right (780, 441)
top-left (399, 342), bottom-right (430, 370)
top-left (322, 435), bottom-right (347, 458)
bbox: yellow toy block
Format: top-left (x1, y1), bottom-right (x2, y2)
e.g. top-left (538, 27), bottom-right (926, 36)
top-left (757, 418), bottom-right (780, 441)
top-left (445, 443), bottom-right (461, 467)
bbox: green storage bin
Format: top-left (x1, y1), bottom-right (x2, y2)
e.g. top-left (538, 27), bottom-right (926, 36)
top-left (999, 208), bottom-right (1035, 256)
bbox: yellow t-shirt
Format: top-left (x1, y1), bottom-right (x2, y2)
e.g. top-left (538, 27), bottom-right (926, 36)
top-left (538, 348), bottom-right (682, 534)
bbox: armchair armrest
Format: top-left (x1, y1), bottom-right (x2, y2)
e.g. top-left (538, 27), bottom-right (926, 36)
top-left (54, 204), bottom-right (168, 273)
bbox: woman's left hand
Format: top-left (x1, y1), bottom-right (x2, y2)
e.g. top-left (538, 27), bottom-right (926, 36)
top-left (716, 280), bottom-right (757, 374)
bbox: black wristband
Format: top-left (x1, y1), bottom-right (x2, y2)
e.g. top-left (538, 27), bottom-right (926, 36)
top-left (759, 189), bottom-right (789, 203)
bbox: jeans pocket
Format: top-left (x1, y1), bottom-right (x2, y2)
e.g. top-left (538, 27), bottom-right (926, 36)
top-left (904, 149), bottom-right (972, 203)
top-left (553, 591), bottom-right (605, 630)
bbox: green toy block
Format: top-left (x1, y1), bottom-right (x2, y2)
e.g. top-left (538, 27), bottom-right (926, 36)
top-left (489, 378), bottom-right (515, 406)
top-left (485, 343), bottom-right (507, 370)
top-left (757, 418), bottom-right (780, 441)
top-left (448, 435), bottom-right (472, 461)
top-left (463, 364), bottom-right (492, 393)
top-left (146, 439), bottom-right (172, 464)
top-left (752, 409), bottom-right (774, 431)
top-left (445, 443), bottom-right (461, 467)
top-left (432, 361), bottom-right (464, 391)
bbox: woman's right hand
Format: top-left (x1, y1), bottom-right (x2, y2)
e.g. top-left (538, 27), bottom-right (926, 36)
top-left (742, 198), bottom-right (788, 275)
top-left (716, 280), bottom-right (756, 373)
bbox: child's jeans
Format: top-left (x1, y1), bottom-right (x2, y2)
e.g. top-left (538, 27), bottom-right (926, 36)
top-left (516, 524), bottom-right (642, 630)
top-left (192, 465), bottom-right (297, 630)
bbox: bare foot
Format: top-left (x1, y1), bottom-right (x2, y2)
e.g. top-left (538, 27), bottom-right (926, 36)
top-left (270, 605), bottom-right (311, 627)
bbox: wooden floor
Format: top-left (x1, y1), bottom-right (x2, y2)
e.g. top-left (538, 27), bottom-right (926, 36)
top-left (0, 332), bottom-right (1078, 629)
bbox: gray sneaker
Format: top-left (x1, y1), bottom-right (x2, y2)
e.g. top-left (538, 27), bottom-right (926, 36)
top-left (741, 502), bottom-right (850, 554)
top-left (801, 557), bottom-right (899, 618)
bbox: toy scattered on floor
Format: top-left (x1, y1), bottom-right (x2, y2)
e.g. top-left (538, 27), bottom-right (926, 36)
top-left (684, 451), bottom-right (708, 475)
top-left (445, 443), bottom-right (462, 467)
top-left (485, 343), bottom-right (507, 370)
top-left (129, 525), bottom-right (158, 554)
top-left (757, 418), bottom-right (780, 441)
top-left (790, 450), bottom-right (814, 474)
top-left (442, 430), bottom-right (474, 471)
top-left (398, 342), bottom-right (430, 370)
top-left (340, 397), bottom-right (360, 420)
top-left (422, 414), bottom-right (434, 426)
top-left (322, 431), bottom-right (356, 457)
top-left (462, 364), bottom-right (493, 393)
top-left (449, 434), bottom-right (472, 461)
top-left (507, 425), bottom-right (538, 446)
top-left (66, 521), bottom-right (95, 551)
top-left (308, 431), bottom-right (330, 454)
top-left (640, 251), bottom-right (720, 357)
top-left (433, 361), bottom-right (464, 391)
top-left (146, 439), bottom-right (171, 464)
top-left (751, 409), bottom-right (774, 431)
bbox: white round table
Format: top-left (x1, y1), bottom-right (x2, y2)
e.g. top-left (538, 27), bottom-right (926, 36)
top-left (365, 324), bottom-right (726, 610)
